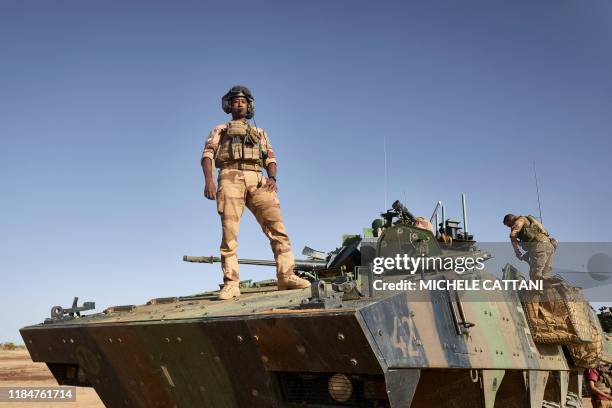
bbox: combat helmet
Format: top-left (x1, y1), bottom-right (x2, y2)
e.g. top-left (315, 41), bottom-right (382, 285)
top-left (222, 85), bottom-right (255, 119)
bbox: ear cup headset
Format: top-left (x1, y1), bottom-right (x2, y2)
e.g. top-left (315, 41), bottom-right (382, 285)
top-left (221, 85), bottom-right (255, 119)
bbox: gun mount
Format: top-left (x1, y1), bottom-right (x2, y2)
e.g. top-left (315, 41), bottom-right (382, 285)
top-left (46, 297), bottom-right (95, 323)
top-left (381, 199), bottom-right (416, 227)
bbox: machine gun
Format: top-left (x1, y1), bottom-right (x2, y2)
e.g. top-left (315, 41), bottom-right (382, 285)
top-left (382, 200), bottom-right (417, 227)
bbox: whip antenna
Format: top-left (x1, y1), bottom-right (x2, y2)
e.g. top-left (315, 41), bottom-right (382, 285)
top-left (383, 135), bottom-right (388, 210)
top-left (533, 161), bottom-right (543, 223)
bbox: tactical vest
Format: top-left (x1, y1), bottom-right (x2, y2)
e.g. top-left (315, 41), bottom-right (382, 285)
top-left (516, 215), bottom-right (549, 243)
top-left (215, 121), bottom-right (265, 171)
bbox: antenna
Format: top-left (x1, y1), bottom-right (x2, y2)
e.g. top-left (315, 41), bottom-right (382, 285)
top-left (533, 161), bottom-right (543, 223)
top-left (461, 193), bottom-right (469, 239)
top-left (441, 204), bottom-right (446, 234)
top-left (429, 201), bottom-right (441, 224)
top-left (383, 135), bottom-right (388, 210)
top-left (430, 201), bottom-right (441, 238)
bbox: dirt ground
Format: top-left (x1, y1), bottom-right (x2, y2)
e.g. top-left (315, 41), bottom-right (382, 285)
top-left (0, 348), bottom-right (103, 408)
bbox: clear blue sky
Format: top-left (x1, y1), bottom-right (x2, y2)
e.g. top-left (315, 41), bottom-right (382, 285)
top-left (1, 1), bottom-right (611, 342)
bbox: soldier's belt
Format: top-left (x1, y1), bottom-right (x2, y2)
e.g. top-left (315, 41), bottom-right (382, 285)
top-left (219, 162), bottom-right (262, 171)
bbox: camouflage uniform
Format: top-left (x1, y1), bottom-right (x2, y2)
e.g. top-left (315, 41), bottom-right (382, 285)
top-left (586, 367), bottom-right (612, 407)
top-left (510, 216), bottom-right (555, 280)
top-left (202, 120), bottom-right (299, 288)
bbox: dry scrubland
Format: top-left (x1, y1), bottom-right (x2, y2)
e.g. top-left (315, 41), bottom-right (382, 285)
top-left (0, 344), bottom-right (102, 407)
top-left (0, 342), bottom-right (596, 407)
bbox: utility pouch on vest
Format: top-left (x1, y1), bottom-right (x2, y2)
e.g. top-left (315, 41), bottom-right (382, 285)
top-left (216, 121), bottom-right (264, 170)
top-left (520, 218), bottom-right (537, 242)
top-left (519, 215), bottom-right (549, 244)
top-left (241, 128), bottom-right (263, 164)
top-left (216, 133), bottom-right (234, 164)
top-left (227, 121), bottom-right (248, 161)
top-left (527, 215), bottom-right (548, 235)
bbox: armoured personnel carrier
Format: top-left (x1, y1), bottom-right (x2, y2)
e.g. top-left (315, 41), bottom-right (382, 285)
top-left (20, 200), bottom-right (612, 407)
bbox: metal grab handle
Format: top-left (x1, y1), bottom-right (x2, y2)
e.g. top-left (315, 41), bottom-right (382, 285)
top-left (445, 288), bottom-right (475, 335)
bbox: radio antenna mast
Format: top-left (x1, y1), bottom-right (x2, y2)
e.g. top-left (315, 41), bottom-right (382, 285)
top-left (533, 161), bottom-right (543, 223)
top-left (383, 135), bottom-right (388, 210)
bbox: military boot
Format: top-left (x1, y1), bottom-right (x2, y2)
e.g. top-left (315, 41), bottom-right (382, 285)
top-left (218, 283), bottom-right (240, 300)
top-left (277, 274), bottom-right (310, 290)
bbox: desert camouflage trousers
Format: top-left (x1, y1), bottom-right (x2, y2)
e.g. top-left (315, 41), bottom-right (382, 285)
top-left (525, 241), bottom-right (555, 280)
top-left (216, 169), bottom-right (295, 285)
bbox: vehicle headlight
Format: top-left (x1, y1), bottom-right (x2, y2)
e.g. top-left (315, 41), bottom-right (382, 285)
top-left (328, 373), bottom-right (352, 403)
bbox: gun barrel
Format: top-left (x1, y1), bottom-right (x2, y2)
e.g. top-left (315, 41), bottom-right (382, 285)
top-left (183, 256), bottom-right (219, 263)
top-left (293, 260), bottom-right (327, 271)
top-left (183, 256), bottom-right (326, 271)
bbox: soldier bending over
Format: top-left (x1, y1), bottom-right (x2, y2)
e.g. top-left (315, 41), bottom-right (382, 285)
top-left (503, 214), bottom-right (557, 281)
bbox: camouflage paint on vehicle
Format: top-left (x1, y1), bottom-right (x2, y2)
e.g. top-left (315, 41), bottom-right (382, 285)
top-left (20, 201), bottom-right (609, 407)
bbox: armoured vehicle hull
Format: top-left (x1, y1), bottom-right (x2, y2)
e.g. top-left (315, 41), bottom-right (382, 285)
top-left (20, 278), bottom-right (593, 407)
top-left (20, 201), bottom-right (612, 407)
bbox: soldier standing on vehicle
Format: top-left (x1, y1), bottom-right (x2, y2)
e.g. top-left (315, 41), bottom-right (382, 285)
top-left (201, 85), bottom-right (310, 300)
top-left (503, 214), bottom-right (557, 280)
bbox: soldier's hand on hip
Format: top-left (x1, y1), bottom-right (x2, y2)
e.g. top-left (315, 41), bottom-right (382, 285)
top-left (264, 179), bottom-right (278, 193)
top-left (204, 179), bottom-right (217, 200)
